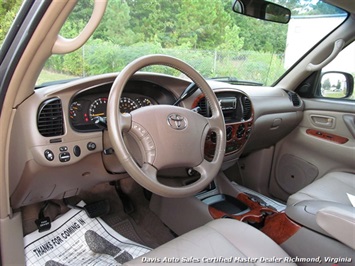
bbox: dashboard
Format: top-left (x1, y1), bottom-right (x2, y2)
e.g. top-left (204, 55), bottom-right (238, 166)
top-left (9, 73), bottom-right (303, 208)
top-left (68, 80), bottom-right (176, 131)
top-left (67, 78), bottom-right (254, 158)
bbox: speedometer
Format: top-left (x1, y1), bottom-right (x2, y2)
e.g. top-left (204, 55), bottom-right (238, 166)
top-left (120, 97), bottom-right (138, 113)
top-left (89, 97), bottom-right (107, 120)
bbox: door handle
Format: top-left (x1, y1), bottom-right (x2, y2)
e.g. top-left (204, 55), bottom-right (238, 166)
top-left (310, 115), bottom-right (335, 129)
top-left (343, 115), bottom-right (355, 138)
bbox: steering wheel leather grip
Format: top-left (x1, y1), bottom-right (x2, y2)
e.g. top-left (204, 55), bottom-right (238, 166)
top-left (107, 55), bottom-right (226, 198)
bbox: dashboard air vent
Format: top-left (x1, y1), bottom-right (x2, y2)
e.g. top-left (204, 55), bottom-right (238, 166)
top-left (242, 96), bottom-right (252, 120)
top-left (284, 90), bottom-right (301, 107)
top-left (197, 97), bottom-right (210, 117)
top-left (37, 98), bottom-right (64, 137)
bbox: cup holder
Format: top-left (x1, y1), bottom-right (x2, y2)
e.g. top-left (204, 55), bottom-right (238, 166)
top-left (202, 194), bottom-right (250, 215)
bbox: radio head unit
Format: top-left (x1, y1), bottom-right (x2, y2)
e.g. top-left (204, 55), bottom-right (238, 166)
top-left (218, 97), bottom-right (237, 110)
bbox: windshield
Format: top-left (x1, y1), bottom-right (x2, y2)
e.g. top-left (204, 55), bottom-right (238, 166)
top-left (35, 0), bottom-right (346, 87)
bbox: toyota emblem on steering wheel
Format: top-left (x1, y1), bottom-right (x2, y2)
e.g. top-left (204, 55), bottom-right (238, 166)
top-left (167, 113), bottom-right (188, 130)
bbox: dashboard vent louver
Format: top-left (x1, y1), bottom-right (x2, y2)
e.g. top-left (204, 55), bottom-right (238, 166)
top-left (284, 90), bottom-right (301, 107)
top-left (197, 97), bottom-right (210, 117)
top-left (242, 96), bottom-right (252, 120)
top-left (37, 98), bottom-right (64, 137)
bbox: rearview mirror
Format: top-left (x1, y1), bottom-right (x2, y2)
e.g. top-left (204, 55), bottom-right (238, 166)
top-left (232, 0), bottom-right (291, 24)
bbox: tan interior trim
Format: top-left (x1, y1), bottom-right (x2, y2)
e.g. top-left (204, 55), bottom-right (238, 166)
top-left (53, 0), bottom-right (107, 54)
top-left (0, 0), bottom-right (76, 218)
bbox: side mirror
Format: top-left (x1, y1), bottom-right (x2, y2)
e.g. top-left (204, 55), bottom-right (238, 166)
top-left (232, 0), bottom-right (291, 24)
top-left (320, 71), bottom-right (354, 99)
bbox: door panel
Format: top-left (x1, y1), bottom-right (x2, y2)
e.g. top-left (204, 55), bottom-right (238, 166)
top-left (269, 100), bottom-right (355, 202)
top-left (343, 114), bottom-right (355, 138)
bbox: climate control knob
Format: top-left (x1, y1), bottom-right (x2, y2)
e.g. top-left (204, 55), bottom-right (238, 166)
top-left (226, 126), bottom-right (233, 141)
top-left (237, 124), bottom-right (245, 139)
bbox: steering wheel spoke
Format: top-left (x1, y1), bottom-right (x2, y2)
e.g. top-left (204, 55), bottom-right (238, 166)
top-left (119, 112), bottom-right (132, 132)
top-left (207, 115), bottom-right (224, 130)
top-left (142, 163), bottom-right (158, 182)
top-left (194, 159), bottom-right (219, 180)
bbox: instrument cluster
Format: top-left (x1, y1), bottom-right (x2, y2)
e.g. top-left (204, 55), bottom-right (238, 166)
top-left (69, 95), bottom-right (154, 131)
top-left (68, 80), bottom-right (175, 132)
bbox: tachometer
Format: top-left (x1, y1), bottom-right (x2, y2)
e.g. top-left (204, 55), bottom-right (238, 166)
top-left (89, 97), bottom-right (107, 120)
top-left (120, 97), bottom-right (138, 113)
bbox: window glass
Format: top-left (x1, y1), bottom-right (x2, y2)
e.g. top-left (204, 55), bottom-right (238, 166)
top-left (36, 0), bottom-right (347, 87)
top-left (0, 0), bottom-right (23, 48)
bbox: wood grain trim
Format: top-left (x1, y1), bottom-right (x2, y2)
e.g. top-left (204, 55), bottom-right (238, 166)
top-left (191, 93), bottom-right (205, 109)
top-left (204, 122), bottom-right (253, 158)
top-left (192, 93), bottom-right (254, 158)
top-left (261, 212), bottom-right (301, 245)
top-left (306, 129), bottom-right (348, 144)
top-left (207, 193), bottom-right (301, 244)
top-left (208, 193), bottom-right (277, 224)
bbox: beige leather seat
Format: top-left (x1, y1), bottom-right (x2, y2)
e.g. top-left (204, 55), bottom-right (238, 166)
top-left (287, 171), bottom-right (355, 206)
top-left (286, 171), bottom-right (355, 250)
top-left (126, 218), bottom-right (296, 265)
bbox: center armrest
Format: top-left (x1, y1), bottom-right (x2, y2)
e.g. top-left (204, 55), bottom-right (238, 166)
top-left (316, 206), bottom-right (355, 250)
top-left (285, 200), bottom-right (349, 237)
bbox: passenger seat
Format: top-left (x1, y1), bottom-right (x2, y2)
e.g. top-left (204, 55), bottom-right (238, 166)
top-left (287, 171), bottom-right (355, 206)
top-left (286, 171), bottom-right (355, 250)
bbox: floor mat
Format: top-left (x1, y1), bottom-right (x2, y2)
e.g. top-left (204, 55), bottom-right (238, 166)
top-left (79, 181), bottom-right (175, 248)
top-left (111, 219), bottom-right (145, 246)
top-left (232, 182), bottom-right (286, 212)
top-left (24, 202), bottom-right (150, 266)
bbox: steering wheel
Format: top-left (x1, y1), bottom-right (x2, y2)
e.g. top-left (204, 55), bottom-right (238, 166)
top-left (107, 55), bottom-right (226, 198)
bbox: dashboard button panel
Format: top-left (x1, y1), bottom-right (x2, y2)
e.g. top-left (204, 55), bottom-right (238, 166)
top-left (73, 145), bottom-right (81, 157)
top-left (87, 142), bottom-right (97, 151)
top-left (44, 149), bottom-right (54, 161)
top-left (59, 152), bottom-right (71, 162)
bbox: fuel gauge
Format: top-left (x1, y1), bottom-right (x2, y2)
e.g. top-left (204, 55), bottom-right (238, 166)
top-left (142, 98), bottom-right (152, 107)
top-left (136, 98), bottom-right (152, 108)
top-left (69, 101), bottom-right (82, 122)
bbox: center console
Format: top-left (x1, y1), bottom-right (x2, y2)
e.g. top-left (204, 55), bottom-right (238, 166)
top-left (202, 192), bottom-right (301, 244)
top-left (150, 173), bottom-right (300, 245)
top-left (150, 173), bottom-right (355, 264)
top-left (191, 91), bottom-right (254, 159)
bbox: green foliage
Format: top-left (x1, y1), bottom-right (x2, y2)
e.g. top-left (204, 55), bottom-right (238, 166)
top-left (163, 48), bottom-right (215, 76)
top-left (213, 50), bottom-right (285, 84)
top-left (45, 40), bottom-right (285, 86)
top-left (236, 52), bottom-right (285, 85)
top-left (0, 0), bottom-right (22, 46)
top-left (174, 0), bottom-right (232, 49)
top-left (60, 20), bottom-right (87, 39)
top-left (230, 15), bottom-right (288, 53)
top-left (94, 0), bottom-right (137, 45)
top-left (3, 0), bottom-right (342, 87)
top-left (1, 0), bottom-right (290, 56)
top-left (126, 0), bottom-right (182, 47)
top-left (218, 25), bottom-right (244, 52)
